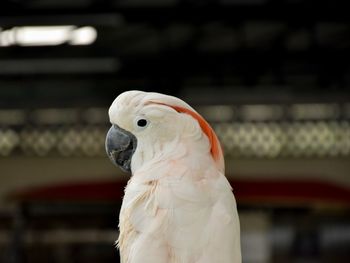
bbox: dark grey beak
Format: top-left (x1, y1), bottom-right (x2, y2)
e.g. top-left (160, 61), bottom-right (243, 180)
top-left (105, 125), bottom-right (137, 173)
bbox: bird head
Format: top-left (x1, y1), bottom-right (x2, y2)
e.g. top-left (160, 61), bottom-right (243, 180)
top-left (106, 91), bottom-right (224, 174)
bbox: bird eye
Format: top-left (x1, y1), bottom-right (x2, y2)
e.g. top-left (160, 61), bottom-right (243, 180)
top-left (136, 119), bottom-right (148, 127)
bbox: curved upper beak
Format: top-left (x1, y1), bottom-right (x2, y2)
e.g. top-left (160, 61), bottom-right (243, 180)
top-left (105, 125), bottom-right (137, 173)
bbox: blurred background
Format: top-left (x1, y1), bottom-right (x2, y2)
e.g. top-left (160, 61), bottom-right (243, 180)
top-left (0, 0), bottom-right (350, 262)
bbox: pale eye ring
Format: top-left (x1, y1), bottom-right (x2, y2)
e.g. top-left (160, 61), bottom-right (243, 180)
top-left (136, 118), bottom-right (148, 128)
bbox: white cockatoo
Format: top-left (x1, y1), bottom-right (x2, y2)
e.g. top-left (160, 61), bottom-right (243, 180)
top-left (106, 91), bottom-right (241, 263)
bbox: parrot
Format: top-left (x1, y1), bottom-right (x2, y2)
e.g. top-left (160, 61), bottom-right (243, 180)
top-left (105, 91), bottom-right (241, 263)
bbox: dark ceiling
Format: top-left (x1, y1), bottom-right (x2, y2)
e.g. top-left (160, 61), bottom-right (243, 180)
top-left (0, 0), bottom-right (349, 108)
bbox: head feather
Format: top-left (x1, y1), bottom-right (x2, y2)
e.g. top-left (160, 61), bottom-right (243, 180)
top-left (144, 93), bottom-right (225, 173)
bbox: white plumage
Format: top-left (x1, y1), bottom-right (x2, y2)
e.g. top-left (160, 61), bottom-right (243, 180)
top-left (108, 91), bottom-right (241, 263)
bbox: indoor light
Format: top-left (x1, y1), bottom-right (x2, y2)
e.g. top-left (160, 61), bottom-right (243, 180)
top-left (0, 26), bottom-right (97, 47)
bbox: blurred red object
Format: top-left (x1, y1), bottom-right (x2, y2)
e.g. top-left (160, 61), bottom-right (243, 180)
top-left (9, 178), bottom-right (350, 207)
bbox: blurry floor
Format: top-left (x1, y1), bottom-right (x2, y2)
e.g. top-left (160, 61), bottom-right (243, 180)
top-left (1, 202), bottom-right (349, 263)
